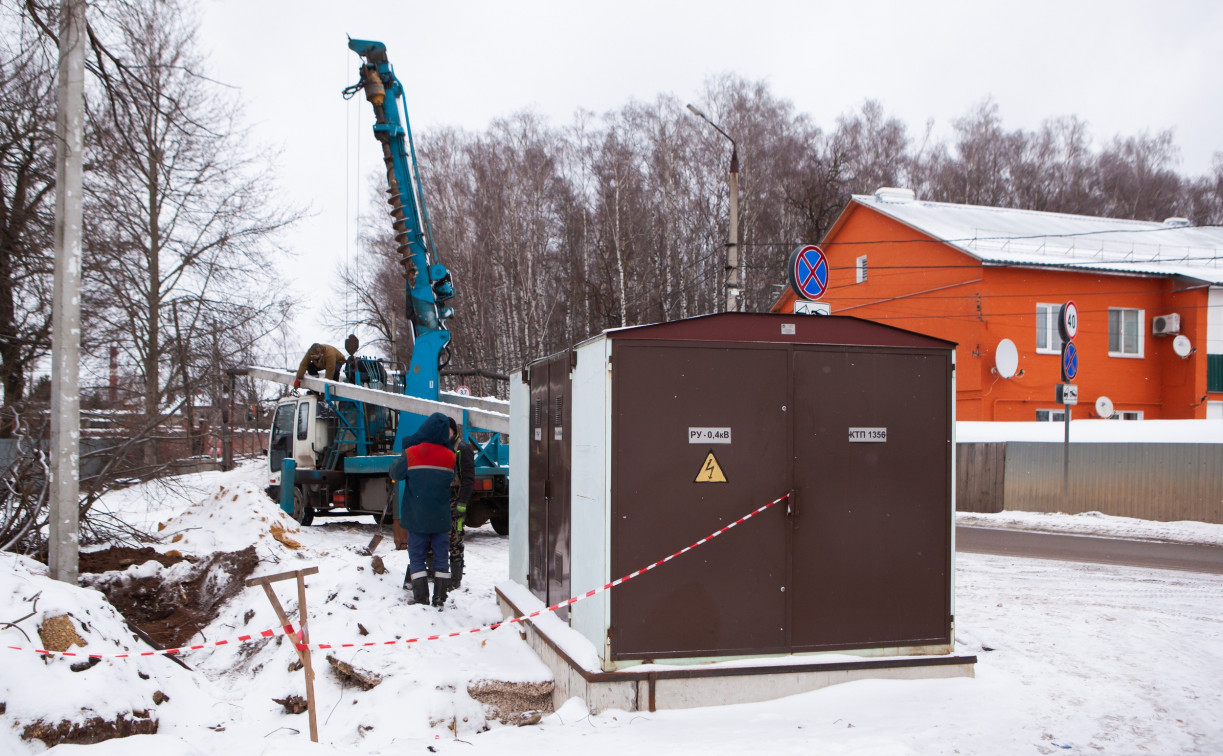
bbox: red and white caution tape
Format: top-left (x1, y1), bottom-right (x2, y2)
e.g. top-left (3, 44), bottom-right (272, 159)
top-left (5, 623), bottom-right (299, 659)
top-left (303, 491), bottom-right (790, 651)
top-left (4, 492), bottom-right (789, 658)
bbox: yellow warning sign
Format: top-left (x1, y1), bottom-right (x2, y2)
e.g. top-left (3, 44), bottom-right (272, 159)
top-left (694, 451), bottom-right (728, 483)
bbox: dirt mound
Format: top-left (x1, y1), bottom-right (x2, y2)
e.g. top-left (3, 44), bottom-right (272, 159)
top-left (468, 680), bottom-right (554, 723)
top-left (88, 546), bottom-right (259, 648)
top-left (79, 546), bottom-right (192, 574)
top-left (22, 712), bottom-right (158, 747)
top-left (38, 614), bottom-right (85, 652)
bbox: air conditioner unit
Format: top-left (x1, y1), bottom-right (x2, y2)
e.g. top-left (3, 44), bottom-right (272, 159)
top-left (1152, 313), bottom-right (1180, 336)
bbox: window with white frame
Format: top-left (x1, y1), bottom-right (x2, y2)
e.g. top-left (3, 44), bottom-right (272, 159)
top-left (855, 255), bottom-right (868, 283)
top-left (1036, 303), bottom-right (1064, 354)
top-left (1108, 308), bottom-right (1144, 357)
top-left (1035, 408), bottom-right (1068, 422)
top-left (1110, 410), bottom-right (1143, 420)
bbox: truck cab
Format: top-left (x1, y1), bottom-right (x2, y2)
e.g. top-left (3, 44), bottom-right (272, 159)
top-left (268, 394), bottom-right (335, 475)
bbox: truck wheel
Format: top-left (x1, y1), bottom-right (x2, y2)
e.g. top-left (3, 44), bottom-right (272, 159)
top-left (293, 485), bottom-right (314, 526)
top-left (491, 515), bottom-right (509, 536)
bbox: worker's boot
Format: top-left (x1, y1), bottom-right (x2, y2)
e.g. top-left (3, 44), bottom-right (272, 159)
top-left (431, 577), bottom-right (450, 609)
top-left (411, 577), bottom-right (429, 605)
top-left (450, 557), bottom-right (463, 588)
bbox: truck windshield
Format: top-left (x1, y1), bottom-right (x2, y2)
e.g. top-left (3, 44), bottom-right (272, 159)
top-left (269, 402), bottom-right (297, 473)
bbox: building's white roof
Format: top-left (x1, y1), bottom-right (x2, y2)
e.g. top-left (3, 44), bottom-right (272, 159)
top-left (852, 190), bottom-right (1223, 285)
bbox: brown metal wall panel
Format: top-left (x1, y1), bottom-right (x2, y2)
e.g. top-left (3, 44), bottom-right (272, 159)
top-left (790, 348), bottom-right (952, 651)
top-left (609, 312), bottom-right (956, 351)
top-left (611, 342), bottom-right (790, 659)
top-left (546, 352), bottom-right (573, 621)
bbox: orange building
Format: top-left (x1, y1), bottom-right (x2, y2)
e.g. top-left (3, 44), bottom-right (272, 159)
top-left (771, 188), bottom-right (1223, 421)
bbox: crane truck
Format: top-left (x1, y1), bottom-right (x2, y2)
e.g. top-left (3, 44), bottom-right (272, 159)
top-left (255, 38), bottom-right (509, 535)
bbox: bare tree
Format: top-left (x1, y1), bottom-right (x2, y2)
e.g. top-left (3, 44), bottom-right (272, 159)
top-left (82, 0), bottom-right (298, 466)
top-left (1095, 129), bottom-right (1184, 221)
top-left (324, 179), bottom-right (410, 366)
top-left (924, 98), bottom-right (1024, 207)
top-left (0, 11), bottom-right (57, 435)
top-left (833, 100), bottom-right (912, 194)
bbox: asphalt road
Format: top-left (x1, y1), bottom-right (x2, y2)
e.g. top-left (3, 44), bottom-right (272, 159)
top-left (956, 526), bottom-right (1223, 575)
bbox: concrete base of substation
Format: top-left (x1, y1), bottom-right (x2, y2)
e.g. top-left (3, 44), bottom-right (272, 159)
top-left (496, 587), bottom-right (977, 713)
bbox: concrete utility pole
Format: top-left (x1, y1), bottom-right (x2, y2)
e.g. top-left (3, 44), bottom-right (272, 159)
top-left (686, 104), bottom-right (741, 312)
top-left (49, 0), bottom-right (87, 585)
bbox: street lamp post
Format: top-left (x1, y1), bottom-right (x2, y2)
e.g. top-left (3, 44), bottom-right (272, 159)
top-left (687, 104), bottom-right (740, 312)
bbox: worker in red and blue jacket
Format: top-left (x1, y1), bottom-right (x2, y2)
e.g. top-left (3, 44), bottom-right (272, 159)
top-left (390, 412), bottom-right (456, 607)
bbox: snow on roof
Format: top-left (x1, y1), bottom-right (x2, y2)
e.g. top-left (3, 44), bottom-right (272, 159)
top-left (852, 190), bottom-right (1223, 285)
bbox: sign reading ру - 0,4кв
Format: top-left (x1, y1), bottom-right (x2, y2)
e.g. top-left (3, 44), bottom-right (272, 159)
top-left (689, 427), bottom-right (732, 444)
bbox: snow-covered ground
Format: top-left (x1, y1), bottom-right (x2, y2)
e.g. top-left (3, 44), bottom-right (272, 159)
top-left (957, 510), bottom-right (1223, 546)
top-left (1, 462), bottom-right (1221, 755)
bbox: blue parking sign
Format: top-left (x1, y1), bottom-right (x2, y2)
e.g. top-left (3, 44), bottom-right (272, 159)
top-left (1061, 342), bottom-right (1079, 382)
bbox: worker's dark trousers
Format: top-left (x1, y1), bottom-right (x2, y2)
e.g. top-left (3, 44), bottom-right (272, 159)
top-left (407, 531), bottom-right (449, 582)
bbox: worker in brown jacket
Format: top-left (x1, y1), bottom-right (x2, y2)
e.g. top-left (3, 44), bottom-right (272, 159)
top-left (294, 343), bottom-right (345, 388)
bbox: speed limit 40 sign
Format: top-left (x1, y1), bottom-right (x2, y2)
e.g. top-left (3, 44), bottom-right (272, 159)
top-left (1058, 301), bottom-right (1079, 342)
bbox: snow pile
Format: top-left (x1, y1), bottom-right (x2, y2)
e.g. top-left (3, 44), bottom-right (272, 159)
top-left (958, 509), bottom-right (1223, 546)
top-left (0, 553), bottom-right (196, 752)
top-left (90, 466), bottom-right (256, 534)
top-left (155, 474), bottom-right (308, 557)
top-left (2, 463), bottom-right (551, 753)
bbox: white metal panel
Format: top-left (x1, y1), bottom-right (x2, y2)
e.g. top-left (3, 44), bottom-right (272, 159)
top-left (292, 396), bottom-right (321, 469)
top-left (1208, 288), bottom-right (1223, 354)
top-left (568, 335), bottom-right (611, 662)
top-left (508, 371), bottom-right (530, 588)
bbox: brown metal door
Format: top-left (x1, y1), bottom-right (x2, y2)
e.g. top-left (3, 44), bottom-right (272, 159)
top-left (789, 348), bottom-right (951, 651)
top-left (527, 352), bottom-right (572, 619)
top-left (546, 353), bottom-right (572, 621)
top-left (611, 342), bottom-right (789, 659)
top-left (527, 364), bottom-right (549, 602)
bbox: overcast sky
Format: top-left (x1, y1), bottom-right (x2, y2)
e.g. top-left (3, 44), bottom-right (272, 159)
top-left (195, 0), bottom-right (1223, 357)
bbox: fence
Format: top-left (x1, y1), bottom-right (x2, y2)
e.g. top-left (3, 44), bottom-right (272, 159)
top-left (956, 442), bottom-right (1223, 524)
top-left (0, 429), bottom-right (268, 482)
top-left (0, 438), bottom-right (121, 480)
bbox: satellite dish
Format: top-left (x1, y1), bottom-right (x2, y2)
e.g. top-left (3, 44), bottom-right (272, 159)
top-left (994, 338), bottom-right (1019, 379)
top-left (1095, 395), bottom-right (1114, 419)
top-left (1172, 334), bottom-right (1192, 359)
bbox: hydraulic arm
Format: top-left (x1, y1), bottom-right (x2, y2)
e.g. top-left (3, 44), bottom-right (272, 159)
top-left (346, 38), bottom-right (455, 404)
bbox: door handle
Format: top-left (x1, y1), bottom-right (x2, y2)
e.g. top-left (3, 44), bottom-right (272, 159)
top-left (787, 489), bottom-right (799, 518)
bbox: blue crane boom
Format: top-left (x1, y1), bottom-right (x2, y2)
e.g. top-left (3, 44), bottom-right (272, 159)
top-left (347, 37), bottom-right (455, 407)
top-left (251, 39), bottom-right (508, 538)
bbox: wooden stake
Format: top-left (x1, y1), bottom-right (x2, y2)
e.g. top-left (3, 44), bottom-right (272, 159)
top-left (247, 567), bottom-right (320, 742)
